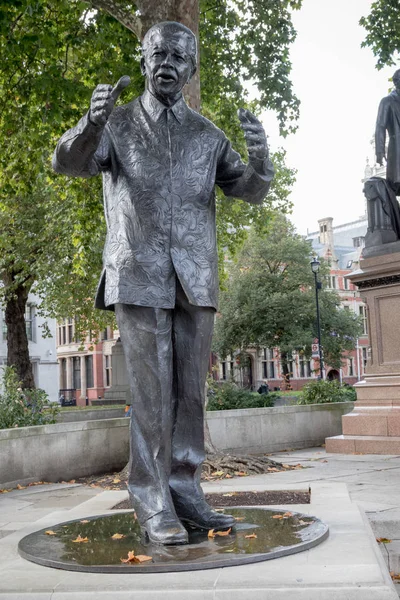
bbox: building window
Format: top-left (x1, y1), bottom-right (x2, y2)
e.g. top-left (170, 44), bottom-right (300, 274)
top-left (344, 305), bottom-right (350, 311)
top-left (299, 356), bottom-right (312, 378)
top-left (359, 305), bottom-right (368, 335)
top-left (348, 357), bottom-right (354, 377)
top-left (327, 276), bottom-right (336, 289)
top-left (73, 356), bottom-right (81, 389)
top-left (25, 305), bottom-right (35, 341)
top-left (362, 347), bottom-right (368, 372)
top-left (221, 356), bottom-right (234, 380)
top-left (344, 277), bottom-right (349, 290)
top-left (105, 355), bottom-right (112, 387)
top-left (101, 328), bottom-right (109, 341)
top-left (86, 355), bottom-right (94, 388)
top-left (67, 318), bottom-right (73, 344)
top-left (262, 348), bottom-right (275, 379)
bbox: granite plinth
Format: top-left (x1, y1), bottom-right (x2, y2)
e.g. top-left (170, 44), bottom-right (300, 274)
top-left (18, 507), bottom-right (328, 573)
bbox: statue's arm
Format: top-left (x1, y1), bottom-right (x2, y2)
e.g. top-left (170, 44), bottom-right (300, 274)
top-left (375, 99), bottom-right (388, 165)
top-left (52, 113), bottom-right (110, 178)
top-left (215, 135), bottom-right (274, 204)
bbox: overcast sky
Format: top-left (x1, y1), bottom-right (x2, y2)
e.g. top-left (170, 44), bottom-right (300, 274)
top-left (260, 0), bottom-right (396, 235)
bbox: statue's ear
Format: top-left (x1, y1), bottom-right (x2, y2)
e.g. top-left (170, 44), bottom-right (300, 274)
top-left (188, 62), bottom-right (197, 82)
top-left (140, 57), bottom-right (146, 77)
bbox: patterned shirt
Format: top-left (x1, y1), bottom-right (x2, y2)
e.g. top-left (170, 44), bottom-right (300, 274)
top-left (53, 90), bottom-right (274, 310)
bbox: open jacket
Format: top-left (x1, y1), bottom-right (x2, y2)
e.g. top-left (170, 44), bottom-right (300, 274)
top-left (53, 90), bottom-right (274, 310)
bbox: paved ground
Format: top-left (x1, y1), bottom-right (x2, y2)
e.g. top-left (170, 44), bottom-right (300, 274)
top-left (1, 446), bottom-right (400, 598)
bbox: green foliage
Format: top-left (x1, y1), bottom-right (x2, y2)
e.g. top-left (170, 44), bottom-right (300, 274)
top-left (297, 379), bottom-right (356, 405)
top-left (0, 367), bottom-right (59, 429)
top-left (0, 0), bottom-right (298, 343)
top-left (213, 215), bottom-right (363, 369)
top-left (360, 1), bottom-right (400, 69)
top-left (207, 381), bottom-right (276, 411)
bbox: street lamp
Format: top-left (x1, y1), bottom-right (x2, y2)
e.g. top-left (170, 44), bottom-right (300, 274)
top-left (310, 256), bottom-right (324, 379)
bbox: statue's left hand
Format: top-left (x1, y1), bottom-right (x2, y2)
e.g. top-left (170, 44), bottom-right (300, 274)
top-left (238, 108), bottom-right (269, 169)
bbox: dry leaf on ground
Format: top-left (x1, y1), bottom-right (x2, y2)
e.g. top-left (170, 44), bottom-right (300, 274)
top-left (208, 528), bottom-right (232, 538)
top-left (245, 533), bottom-right (257, 539)
top-left (17, 484), bottom-right (26, 490)
top-left (121, 551), bottom-right (152, 563)
top-left (111, 533), bottom-right (125, 540)
top-left (272, 514), bottom-right (283, 520)
top-left (283, 512), bottom-right (293, 518)
top-left (72, 535), bottom-right (89, 543)
top-left (45, 530), bottom-right (57, 536)
top-left (80, 520), bottom-right (90, 524)
top-left (377, 537), bottom-right (392, 544)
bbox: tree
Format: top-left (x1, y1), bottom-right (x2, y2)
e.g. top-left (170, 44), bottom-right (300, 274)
top-left (0, 0), bottom-right (299, 386)
top-left (213, 217), bottom-right (363, 380)
top-left (360, 1), bottom-right (400, 69)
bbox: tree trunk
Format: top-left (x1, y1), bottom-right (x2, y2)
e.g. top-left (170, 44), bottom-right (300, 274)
top-left (4, 277), bottom-right (35, 389)
top-left (280, 351), bottom-right (292, 391)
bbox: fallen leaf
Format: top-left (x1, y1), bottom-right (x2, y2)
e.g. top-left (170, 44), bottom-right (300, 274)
top-left (245, 533), bottom-right (257, 539)
top-left (267, 467), bottom-right (280, 472)
top-left (68, 480), bottom-right (76, 484)
top-left (134, 554), bottom-right (153, 563)
top-left (222, 493), bottom-right (234, 497)
top-left (272, 514), bottom-right (283, 520)
top-left (235, 517), bottom-right (245, 521)
top-left (120, 551), bottom-right (152, 564)
top-left (377, 537), bottom-right (392, 544)
top-left (111, 533), bottom-right (125, 540)
top-left (121, 551), bottom-right (136, 563)
top-left (45, 530), bottom-right (57, 536)
top-left (113, 478), bottom-right (121, 484)
top-left (80, 520), bottom-right (90, 524)
top-left (297, 519), bottom-right (312, 526)
top-left (208, 528), bottom-right (232, 538)
top-left (294, 464), bottom-right (303, 469)
top-left (224, 474), bottom-right (233, 479)
top-left (283, 512), bottom-right (293, 518)
top-left (282, 464), bottom-right (291, 469)
top-left (236, 471), bottom-right (248, 477)
top-left (211, 471), bottom-right (224, 477)
top-left (72, 535), bottom-right (89, 543)
top-left (17, 484), bottom-right (26, 490)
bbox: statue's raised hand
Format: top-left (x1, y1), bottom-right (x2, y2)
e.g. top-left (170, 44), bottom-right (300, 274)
top-left (89, 76), bottom-right (131, 126)
top-left (238, 108), bottom-right (269, 171)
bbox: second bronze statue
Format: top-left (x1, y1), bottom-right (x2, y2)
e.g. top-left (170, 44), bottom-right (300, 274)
top-left (52, 20), bottom-right (274, 545)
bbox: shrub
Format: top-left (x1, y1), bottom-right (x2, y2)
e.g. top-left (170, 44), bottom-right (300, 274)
top-left (207, 381), bottom-right (276, 411)
top-left (297, 379), bottom-right (356, 405)
top-left (0, 367), bottom-right (59, 429)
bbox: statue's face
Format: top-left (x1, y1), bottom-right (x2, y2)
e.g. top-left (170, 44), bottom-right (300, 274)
top-left (141, 30), bottom-right (194, 102)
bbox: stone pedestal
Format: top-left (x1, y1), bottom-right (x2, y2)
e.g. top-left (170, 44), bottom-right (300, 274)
top-left (326, 245), bottom-right (400, 454)
top-left (102, 340), bottom-right (130, 405)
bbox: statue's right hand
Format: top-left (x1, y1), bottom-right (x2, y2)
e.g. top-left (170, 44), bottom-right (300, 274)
top-left (89, 76), bottom-right (131, 126)
top-left (89, 84), bottom-right (114, 126)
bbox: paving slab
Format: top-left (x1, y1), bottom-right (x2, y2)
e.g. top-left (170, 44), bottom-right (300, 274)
top-left (0, 481), bottom-right (396, 600)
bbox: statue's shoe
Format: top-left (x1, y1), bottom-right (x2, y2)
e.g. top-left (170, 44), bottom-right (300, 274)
top-left (140, 510), bottom-right (189, 545)
top-left (171, 493), bottom-right (236, 531)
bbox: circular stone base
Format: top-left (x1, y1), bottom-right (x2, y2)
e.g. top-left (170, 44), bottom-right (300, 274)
top-left (18, 507), bottom-right (328, 573)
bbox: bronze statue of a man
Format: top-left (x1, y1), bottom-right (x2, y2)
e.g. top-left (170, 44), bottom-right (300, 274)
top-left (53, 21), bottom-right (274, 545)
top-left (376, 69), bottom-right (400, 195)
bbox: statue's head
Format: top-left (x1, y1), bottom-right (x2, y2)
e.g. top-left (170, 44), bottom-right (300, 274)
top-left (393, 69), bottom-right (400, 90)
top-left (141, 22), bottom-right (197, 103)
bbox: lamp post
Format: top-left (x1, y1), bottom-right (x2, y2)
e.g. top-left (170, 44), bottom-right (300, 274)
top-left (310, 257), bottom-right (324, 379)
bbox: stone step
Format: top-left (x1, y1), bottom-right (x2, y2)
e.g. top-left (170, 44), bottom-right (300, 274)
top-left (342, 412), bottom-right (400, 437)
top-left (326, 434), bottom-right (400, 454)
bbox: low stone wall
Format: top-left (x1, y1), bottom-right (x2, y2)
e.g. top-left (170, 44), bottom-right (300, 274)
top-left (0, 418), bottom-right (129, 489)
top-left (57, 407), bottom-right (125, 423)
top-left (207, 402), bottom-right (355, 454)
top-left (0, 403), bottom-right (354, 487)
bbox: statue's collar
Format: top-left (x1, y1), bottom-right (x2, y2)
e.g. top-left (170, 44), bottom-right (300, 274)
top-left (141, 89), bottom-right (188, 124)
